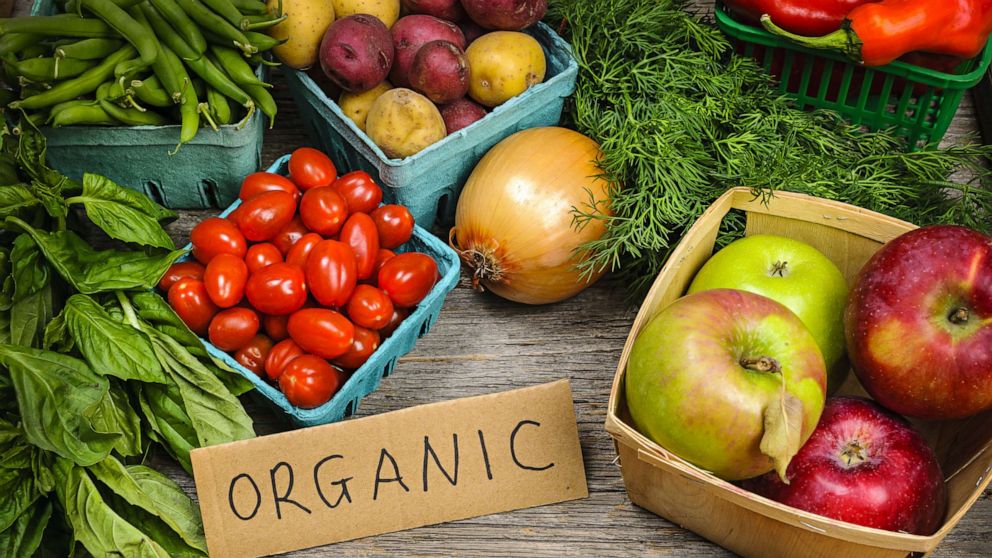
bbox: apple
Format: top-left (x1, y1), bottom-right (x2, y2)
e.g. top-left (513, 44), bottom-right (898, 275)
top-left (846, 225), bottom-right (992, 420)
top-left (626, 289), bottom-right (827, 481)
top-left (688, 234), bottom-right (849, 393)
top-left (743, 397), bottom-right (946, 535)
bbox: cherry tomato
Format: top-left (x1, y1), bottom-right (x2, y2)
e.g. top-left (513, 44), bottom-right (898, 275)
top-left (287, 308), bottom-right (355, 359)
top-left (332, 326), bottom-right (380, 370)
top-left (305, 240), bottom-right (357, 308)
top-left (263, 313), bottom-right (290, 341)
top-left (370, 205), bottom-right (414, 249)
top-left (289, 147), bottom-right (336, 190)
top-left (239, 172), bottom-right (300, 203)
top-left (272, 216), bottom-right (309, 255)
top-left (285, 232), bottom-right (323, 268)
top-left (190, 217), bottom-right (247, 264)
top-left (168, 278), bottom-right (219, 336)
top-left (346, 285), bottom-right (394, 330)
top-left (332, 171), bottom-right (382, 215)
top-left (234, 334), bottom-right (274, 377)
top-left (208, 307), bottom-right (260, 351)
top-left (203, 253), bottom-right (248, 308)
top-left (371, 249), bottom-right (396, 279)
top-left (245, 262), bottom-right (308, 315)
top-left (299, 186), bottom-right (349, 237)
top-left (158, 261), bottom-right (205, 291)
top-left (226, 204), bottom-right (244, 224)
top-left (377, 253), bottom-right (439, 308)
top-left (245, 243), bottom-right (283, 274)
top-left (234, 190), bottom-right (297, 242)
top-left (279, 355), bottom-right (345, 408)
top-left (264, 338), bottom-right (305, 381)
top-left (380, 307), bottom-right (410, 337)
top-left (340, 213), bottom-right (379, 280)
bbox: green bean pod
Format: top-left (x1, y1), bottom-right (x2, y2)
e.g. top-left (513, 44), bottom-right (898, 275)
top-left (65, 0), bottom-right (145, 12)
top-left (131, 75), bottom-right (172, 107)
top-left (55, 38), bottom-right (124, 59)
top-left (0, 33), bottom-right (42, 57)
top-left (99, 97), bottom-right (168, 125)
top-left (16, 44), bottom-right (49, 60)
top-left (161, 43), bottom-right (198, 144)
top-left (210, 46), bottom-right (269, 88)
top-left (51, 102), bottom-right (119, 126)
top-left (173, 0), bottom-right (255, 55)
top-left (138, 1), bottom-right (199, 61)
top-left (9, 44), bottom-right (137, 110)
top-left (200, 0), bottom-right (247, 31)
top-left (12, 57), bottom-right (98, 82)
top-left (184, 53), bottom-right (253, 109)
top-left (80, 0), bottom-right (158, 66)
top-left (148, 0), bottom-right (207, 56)
top-left (0, 15), bottom-right (114, 37)
top-left (242, 82), bottom-right (273, 125)
top-left (243, 13), bottom-right (286, 30)
top-left (206, 85), bottom-right (231, 125)
top-left (244, 30), bottom-right (284, 52)
top-left (229, 0), bottom-right (267, 15)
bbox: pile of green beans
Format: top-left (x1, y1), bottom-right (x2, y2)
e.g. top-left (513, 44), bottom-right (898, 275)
top-left (0, 0), bottom-right (285, 148)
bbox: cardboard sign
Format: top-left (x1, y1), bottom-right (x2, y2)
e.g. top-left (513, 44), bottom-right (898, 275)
top-left (191, 380), bottom-right (588, 557)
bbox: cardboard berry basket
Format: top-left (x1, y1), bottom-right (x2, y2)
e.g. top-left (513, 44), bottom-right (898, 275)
top-left (177, 155), bottom-right (461, 427)
top-left (605, 188), bottom-right (992, 558)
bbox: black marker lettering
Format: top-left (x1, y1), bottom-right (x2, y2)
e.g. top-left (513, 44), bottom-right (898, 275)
top-left (510, 420), bottom-right (554, 471)
top-left (373, 447), bottom-right (409, 500)
top-left (422, 434), bottom-right (459, 492)
top-left (478, 429), bottom-right (493, 480)
top-left (270, 461), bottom-right (312, 519)
top-left (313, 454), bottom-right (353, 509)
top-left (228, 473), bottom-right (261, 521)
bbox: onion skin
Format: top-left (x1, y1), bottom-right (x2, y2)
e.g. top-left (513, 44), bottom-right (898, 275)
top-left (450, 127), bottom-right (612, 304)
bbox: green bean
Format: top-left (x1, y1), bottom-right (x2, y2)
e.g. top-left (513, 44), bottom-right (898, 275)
top-left (0, 15), bottom-right (114, 37)
top-left (173, 0), bottom-right (255, 55)
top-left (138, 1), bottom-right (198, 61)
top-left (51, 102), bottom-right (119, 126)
top-left (244, 30), bottom-right (284, 52)
top-left (80, 0), bottom-right (158, 67)
top-left (206, 85), bottom-right (231, 125)
top-left (210, 46), bottom-right (269, 88)
top-left (229, 0), bottom-right (267, 15)
top-left (54, 38), bottom-right (124, 59)
top-left (131, 75), bottom-right (172, 107)
top-left (17, 44), bottom-right (49, 60)
top-left (100, 97), bottom-right (168, 125)
top-left (247, 52), bottom-right (280, 67)
top-left (200, 0), bottom-right (247, 31)
top-left (161, 42), bottom-right (198, 144)
top-left (12, 57), bottom-right (98, 82)
top-left (146, 0), bottom-right (206, 56)
top-left (65, 0), bottom-right (145, 12)
top-left (9, 44), bottom-right (137, 110)
top-left (184, 53), bottom-right (253, 108)
top-left (243, 13), bottom-right (285, 30)
top-left (242, 82), bottom-right (273, 125)
top-left (0, 33), bottom-right (42, 57)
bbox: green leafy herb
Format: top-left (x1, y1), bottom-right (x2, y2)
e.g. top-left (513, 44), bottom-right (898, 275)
top-left (136, 383), bottom-right (198, 473)
top-left (66, 174), bottom-right (176, 250)
top-left (89, 385), bottom-right (143, 457)
top-left (0, 498), bottom-right (51, 558)
top-left (0, 185), bottom-right (39, 220)
top-left (8, 234), bottom-right (53, 348)
top-left (0, 466), bottom-right (38, 533)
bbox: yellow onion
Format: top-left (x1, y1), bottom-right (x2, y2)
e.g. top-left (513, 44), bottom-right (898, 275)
top-left (449, 127), bottom-right (613, 304)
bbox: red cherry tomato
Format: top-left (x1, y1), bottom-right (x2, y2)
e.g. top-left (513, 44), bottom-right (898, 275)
top-left (380, 307), bottom-right (410, 337)
top-left (299, 186), bottom-right (349, 237)
top-left (190, 217), bottom-right (247, 264)
top-left (208, 307), bottom-right (260, 351)
top-left (239, 172), bottom-right (300, 203)
top-left (263, 313), bottom-right (290, 341)
top-left (234, 190), bottom-right (297, 242)
top-left (279, 355), bottom-right (345, 408)
top-left (159, 261), bottom-right (205, 291)
top-left (168, 278), bottom-right (219, 336)
top-left (371, 249), bottom-right (396, 279)
top-left (245, 263), bottom-right (308, 315)
top-left (203, 253), bottom-right (248, 308)
top-left (377, 253), bottom-right (439, 308)
top-left (340, 213), bottom-right (379, 280)
top-left (226, 204), bottom-right (244, 224)
top-left (332, 326), bottom-right (380, 370)
top-left (305, 240), bottom-right (357, 308)
top-left (285, 232), bottom-right (323, 268)
top-left (289, 147), bottom-right (336, 190)
top-left (271, 216), bottom-right (309, 255)
top-left (234, 334), bottom-right (274, 377)
top-left (287, 308), bottom-right (356, 359)
top-left (245, 243), bottom-right (283, 274)
top-left (332, 171), bottom-right (382, 215)
top-left (346, 285), bottom-right (394, 330)
top-left (264, 338), bottom-right (305, 381)
top-left (370, 205), bottom-right (414, 249)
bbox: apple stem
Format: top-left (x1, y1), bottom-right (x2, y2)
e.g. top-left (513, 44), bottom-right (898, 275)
top-left (740, 356), bottom-right (782, 373)
top-left (840, 441), bottom-right (869, 468)
top-left (771, 261), bottom-right (788, 277)
top-left (949, 307), bottom-right (970, 325)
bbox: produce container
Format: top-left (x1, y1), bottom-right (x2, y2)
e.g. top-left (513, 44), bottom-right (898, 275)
top-left (26, 0), bottom-right (266, 209)
top-left (605, 188), bottom-right (992, 558)
top-left (178, 155), bottom-right (461, 427)
top-left (715, 0), bottom-right (992, 150)
top-left (284, 22), bottom-right (578, 227)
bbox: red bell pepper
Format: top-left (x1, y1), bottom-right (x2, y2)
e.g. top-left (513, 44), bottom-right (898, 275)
top-left (725, 0), bottom-right (878, 36)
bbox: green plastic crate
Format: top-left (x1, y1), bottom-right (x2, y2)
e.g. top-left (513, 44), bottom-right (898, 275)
top-left (715, 0), bottom-right (992, 149)
top-left (28, 0), bottom-right (265, 208)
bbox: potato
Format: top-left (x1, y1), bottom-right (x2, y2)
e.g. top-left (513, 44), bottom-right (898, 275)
top-left (466, 31), bottom-right (546, 107)
top-left (459, 19), bottom-right (486, 45)
top-left (267, 0), bottom-right (335, 69)
top-left (440, 98), bottom-right (487, 134)
top-left (319, 14), bottom-right (394, 93)
top-left (410, 40), bottom-right (469, 104)
top-left (339, 81), bottom-right (392, 131)
top-left (389, 15), bottom-right (465, 88)
top-left (366, 88), bottom-right (446, 158)
top-left (400, 0), bottom-right (464, 21)
top-left (331, 0), bottom-right (399, 27)
top-left (462, 0), bottom-right (546, 31)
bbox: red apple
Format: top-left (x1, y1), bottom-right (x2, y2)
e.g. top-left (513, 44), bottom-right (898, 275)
top-left (845, 225), bottom-right (992, 420)
top-left (743, 397), bottom-right (946, 535)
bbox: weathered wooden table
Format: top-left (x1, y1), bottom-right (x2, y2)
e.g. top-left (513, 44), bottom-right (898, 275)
top-left (158, 74), bottom-right (992, 558)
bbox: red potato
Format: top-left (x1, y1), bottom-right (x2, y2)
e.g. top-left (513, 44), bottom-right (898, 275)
top-left (459, 19), bottom-right (486, 44)
top-left (389, 15), bottom-right (465, 87)
top-left (320, 14), bottom-right (395, 93)
top-left (462, 0), bottom-right (546, 31)
top-left (400, 0), bottom-right (464, 21)
top-left (440, 97), bottom-right (487, 133)
top-left (409, 40), bottom-right (470, 104)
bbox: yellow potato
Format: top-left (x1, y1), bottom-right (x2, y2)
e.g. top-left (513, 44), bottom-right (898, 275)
top-left (366, 88), bottom-right (446, 159)
top-left (332, 0), bottom-right (399, 27)
top-left (466, 31), bottom-right (546, 108)
top-left (339, 81), bottom-right (392, 132)
top-left (267, 0), bottom-right (335, 70)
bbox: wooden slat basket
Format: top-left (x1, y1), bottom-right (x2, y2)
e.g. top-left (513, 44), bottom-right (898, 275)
top-left (605, 187), bottom-right (992, 558)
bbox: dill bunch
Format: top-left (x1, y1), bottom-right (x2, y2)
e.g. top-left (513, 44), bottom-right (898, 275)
top-left (549, 0), bottom-right (992, 296)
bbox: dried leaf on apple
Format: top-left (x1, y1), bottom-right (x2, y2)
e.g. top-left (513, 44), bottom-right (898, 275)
top-left (760, 386), bottom-right (804, 483)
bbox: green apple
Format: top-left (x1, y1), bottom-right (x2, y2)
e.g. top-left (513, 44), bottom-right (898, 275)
top-left (626, 289), bottom-right (827, 480)
top-left (688, 234), bottom-right (848, 393)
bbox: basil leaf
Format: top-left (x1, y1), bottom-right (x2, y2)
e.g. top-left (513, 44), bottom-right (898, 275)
top-left (0, 248), bottom-right (11, 312)
top-left (0, 345), bottom-right (118, 466)
top-left (102, 491), bottom-right (206, 558)
top-left (14, 129), bottom-right (72, 218)
top-left (0, 419), bottom-right (33, 470)
top-left (8, 235), bottom-right (52, 348)
top-left (31, 450), bottom-right (55, 495)
top-left (0, 311), bottom-right (9, 346)
top-left (0, 498), bottom-right (50, 558)
top-left (0, 466), bottom-right (38, 533)
top-left (34, 499), bottom-right (75, 558)
top-left (135, 383), bottom-right (197, 474)
top-left (68, 174), bottom-right (175, 250)
top-left (52, 458), bottom-right (170, 558)
top-left (89, 457), bottom-right (207, 553)
top-left (0, 185), bottom-right (38, 220)
top-left (89, 384), bottom-right (143, 457)
top-left (62, 294), bottom-right (165, 383)
top-left (41, 310), bottom-right (73, 353)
